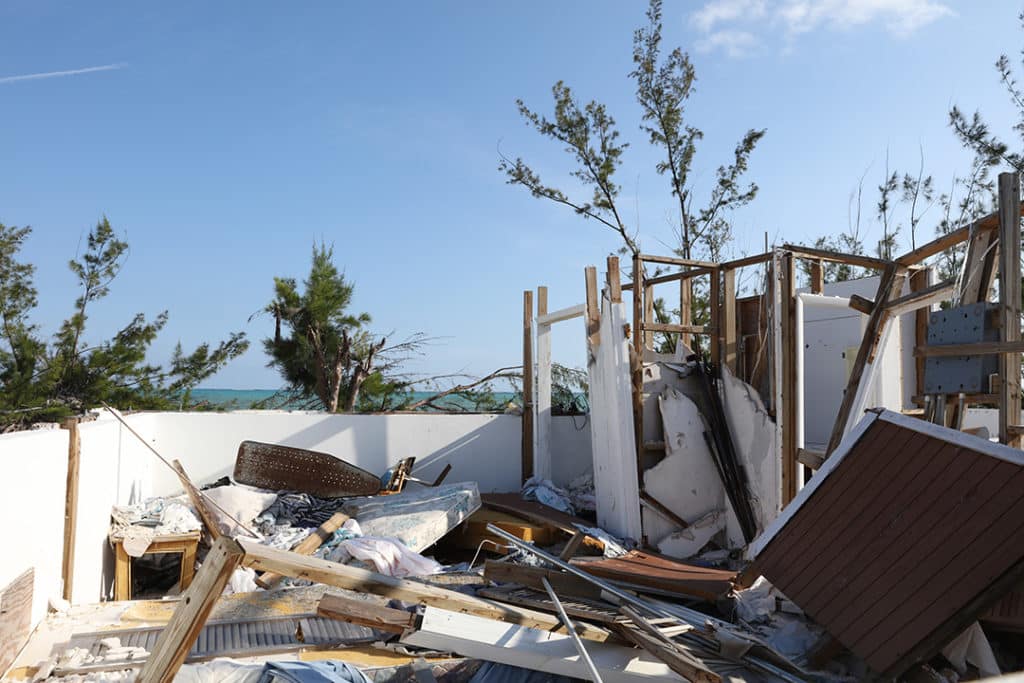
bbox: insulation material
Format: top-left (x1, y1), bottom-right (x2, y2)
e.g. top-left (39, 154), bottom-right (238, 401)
top-left (342, 481), bottom-right (480, 552)
top-left (644, 387), bottom-right (729, 555)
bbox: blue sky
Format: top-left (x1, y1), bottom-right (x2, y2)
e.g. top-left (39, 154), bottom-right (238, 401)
top-left (0, 1), bottom-right (1020, 390)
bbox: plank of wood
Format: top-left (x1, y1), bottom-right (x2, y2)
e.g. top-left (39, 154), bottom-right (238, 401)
top-left (825, 264), bottom-right (901, 455)
top-left (522, 289), bottom-right (535, 483)
top-left (478, 585), bottom-right (624, 625)
top-left (483, 560), bottom-right (705, 601)
top-left (639, 254), bottom-right (717, 269)
top-left (909, 269), bottom-right (930, 401)
top-left (913, 341), bottom-right (1024, 357)
top-left (0, 569), bottom-right (33, 676)
top-left (999, 172), bottom-right (1022, 448)
top-left (317, 593), bottom-right (416, 634)
top-left (960, 228), bottom-right (998, 304)
top-left (402, 606), bottom-right (685, 682)
top-left (256, 511), bottom-right (351, 589)
top-left (137, 537), bottom-right (245, 683)
top-left (723, 268), bottom-right (737, 373)
top-left (895, 210), bottom-right (1004, 266)
top-left (640, 322), bottom-right (710, 335)
top-left (810, 259), bottom-right (824, 294)
top-left (710, 266), bottom-right (721, 364)
top-left (797, 447), bottom-right (825, 470)
top-left (236, 538), bottom-right (610, 641)
top-left (780, 253), bottom-right (797, 502)
top-left (631, 253), bottom-right (645, 526)
top-left (559, 530), bottom-right (587, 561)
top-left (480, 493), bottom-right (598, 540)
top-left (885, 279), bottom-right (955, 317)
top-left (171, 459), bottom-right (221, 541)
top-left (535, 285), bottom-right (552, 482)
top-left (680, 279), bottom-right (692, 348)
top-left (61, 418), bottom-right (80, 601)
top-left (784, 243), bottom-right (893, 271)
top-left (569, 550), bottom-right (736, 601)
top-left (847, 294), bottom-right (875, 315)
top-left (721, 252), bottom-right (773, 270)
top-left (617, 606), bottom-right (719, 683)
top-left (607, 257), bottom-right (622, 303)
top-left (585, 267), bottom-right (600, 349)
top-left (644, 283), bottom-right (655, 349)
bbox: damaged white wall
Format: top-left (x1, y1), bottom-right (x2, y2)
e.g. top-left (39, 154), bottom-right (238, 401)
top-left (0, 411), bottom-right (592, 612)
top-left (0, 427), bottom-right (68, 626)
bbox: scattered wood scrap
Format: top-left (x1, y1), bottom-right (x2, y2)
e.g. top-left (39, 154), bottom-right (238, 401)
top-left (255, 511), bottom-right (350, 589)
top-left (451, 507), bottom-right (557, 554)
top-left (571, 550), bottom-right (736, 602)
top-left (481, 492), bottom-right (604, 550)
top-left (316, 593), bottom-right (416, 634)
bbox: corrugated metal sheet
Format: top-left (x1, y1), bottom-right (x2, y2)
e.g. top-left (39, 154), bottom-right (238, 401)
top-left (66, 615), bottom-right (376, 661)
top-left (749, 409), bottom-right (1024, 677)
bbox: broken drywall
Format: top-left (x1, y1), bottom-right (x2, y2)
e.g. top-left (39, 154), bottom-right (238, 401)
top-left (720, 365), bottom-right (780, 533)
top-left (643, 386), bottom-right (728, 556)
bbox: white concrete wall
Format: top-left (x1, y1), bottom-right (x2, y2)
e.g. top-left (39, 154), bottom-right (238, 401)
top-left (0, 427), bottom-right (68, 626)
top-left (3, 410), bottom-right (593, 612)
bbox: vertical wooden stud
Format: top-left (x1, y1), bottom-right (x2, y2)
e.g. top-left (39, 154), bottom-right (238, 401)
top-left (810, 259), bottom-right (824, 294)
top-left (909, 269), bottom-right (930, 402)
top-left (723, 268), bottom-right (737, 373)
top-left (607, 256), bottom-right (622, 303)
top-left (643, 284), bottom-right (655, 350)
top-left (709, 268), bottom-right (721, 364)
top-left (584, 268), bottom-right (600, 348)
top-left (534, 286), bottom-right (552, 482)
top-left (522, 290), bottom-right (534, 483)
top-left (679, 279), bottom-right (692, 349)
top-left (61, 418), bottom-right (80, 602)
top-left (998, 172), bottom-right (1022, 447)
top-left (631, 254), bottom-right (645, 504)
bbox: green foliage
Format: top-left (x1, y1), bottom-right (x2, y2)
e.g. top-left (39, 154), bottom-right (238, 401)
top-left (0, 219), bottom-right (249, 429)
top-left (264, 243), bottom-right (386, 412)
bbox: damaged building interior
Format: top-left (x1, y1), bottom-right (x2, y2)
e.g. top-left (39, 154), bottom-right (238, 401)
top-left (3, 171), bottom-right (1024, 682)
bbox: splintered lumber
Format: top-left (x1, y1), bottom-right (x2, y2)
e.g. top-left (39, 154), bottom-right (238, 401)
top-left (483, 560), bottom-right (703, 602)
top-left (256, 511), bottom-right (350, 589)
top-left (559, 530), bottom-right (587, 561)
top-left (616, 606), bottom-right (719, 683)
top-left (885, 279), bottom-right (955, 317)
top-left (317, 593), bottom-right (416, 634)
top-left (478, 584), bottom-right (626, 625)
top-left (481, 493), bottom-right (604, 550)
top-left (171, 459), bottom-right (222, 541)
top-left (998, 172), bottom-right (1022, 448)
top-left (236, 538), bottom-right (610, 641)
top-left (401, 606), bottom-right (686, 683)
top-left (137, 537), bottom-right (245, 683)
top-left (570, 551), bottom-right (736, 602)
top-left (451, 508), bottom-right (556, 554)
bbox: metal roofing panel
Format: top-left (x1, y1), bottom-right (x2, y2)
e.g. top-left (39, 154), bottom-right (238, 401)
top-left (748, 409), bottom-right (1024, 677)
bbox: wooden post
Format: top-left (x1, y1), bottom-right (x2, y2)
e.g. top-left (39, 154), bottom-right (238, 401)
top-left (643, 284), bottom-right (654, 350)
top-left (779, 254), bottom-right (797, 504)
top-left (709, 267), bottom-right (721, 364)
top-left (631, 254), bottom-right (645, 522)
top-left (999, 172), bottom-right (1022, 447)
top-left (60, 418), bottom-right (80, 602)
top-left (137, 537), bottom-right (245, 683)
top-left (909, 269), bottom-right (931, 402)
top-left (584, 268), bottom-right (600, 349)
top-left (534, 286), bottom-right (552, 482)
top-left (723, 268), bottom-right (737, 373)
top-left (607, 256), bottom-right (622, 303)
top-left (810, 259), bottom-right (824, 294)
top-left (522, 290), bottom-right (534, 484)
top-left (679, 279), bottom-right (692, 349)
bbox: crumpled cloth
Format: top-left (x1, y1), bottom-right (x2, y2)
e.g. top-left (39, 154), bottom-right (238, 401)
top-left (521, 476), bottom-right (575, 515)
top-left (256, 660), bottom-right (371, 683)
top-left (111, 498), bottom-right (202, 557)
top-left (259, 493), bottom-right (346, 529)
top-left (321, 519), bottom-right (442, 578)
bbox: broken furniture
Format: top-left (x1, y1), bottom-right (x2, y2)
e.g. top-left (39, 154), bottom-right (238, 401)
top-left (743, 408), bottom-right (1024, 678)
top-left (111, 530), bottom-right (200, 601)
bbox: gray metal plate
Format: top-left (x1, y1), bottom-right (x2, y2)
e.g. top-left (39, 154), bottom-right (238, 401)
top-left (924, 302), bottom-right (999, 394)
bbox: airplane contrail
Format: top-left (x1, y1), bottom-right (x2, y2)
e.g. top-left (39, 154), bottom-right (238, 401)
top-left (0, 63), bottom-right (125, 85)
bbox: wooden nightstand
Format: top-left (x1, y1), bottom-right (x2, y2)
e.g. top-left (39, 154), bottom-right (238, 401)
top-left (111, 530), bottom-right (201, 601)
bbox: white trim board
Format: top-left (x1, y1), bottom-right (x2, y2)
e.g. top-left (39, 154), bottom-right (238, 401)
top-left (401, 606), bottom-right (686, 682)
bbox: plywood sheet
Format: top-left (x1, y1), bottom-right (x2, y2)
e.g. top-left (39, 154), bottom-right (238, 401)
top-left (0, 568), bottom-right (33, 676)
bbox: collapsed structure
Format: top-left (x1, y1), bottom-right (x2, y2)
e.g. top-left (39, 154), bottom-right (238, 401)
top-left (2, 173), bottom-right (1024, 681)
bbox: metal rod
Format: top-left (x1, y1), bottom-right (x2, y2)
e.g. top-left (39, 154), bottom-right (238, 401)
top-left (541, 577), bottom-right (605, 683)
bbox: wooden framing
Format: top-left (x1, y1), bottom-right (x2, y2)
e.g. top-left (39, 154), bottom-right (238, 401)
top-left (914, 341), bottom-right (1024, 357)
top-left (998, 172), bottom-right (1022, 447)
top-left (113, 531), bottom-right (200, 601)
top-left (723, 268), bottom-right (737, 372)
top-left (522, 290), bottom-right (534, 483)
top-left (680, 279), bottom-right (692, 348)
top-left (137, 536), bottom-right (612, 682)
top-left (60, 418), bottom-right (80, 602)
top-left (885, 279), bottom-right (955, 317)
top-left (779, 253), bottom-right (797, 503)
top-left (631, 253), bottom-right (645, 493)
top-left (534, 286), bottom-right (552, 482)
top-left (909, 269), bottom-right (932, 401)
top-left (709, 266), bottom-right (721, 364)
top-left (783, 243), bottom-right (895, 272)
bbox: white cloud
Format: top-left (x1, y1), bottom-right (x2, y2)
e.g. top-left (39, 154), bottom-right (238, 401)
top-left (0, 63), bottom-right (125, 85)
top-left (689, 0), bottom-right (953, 56)
top-left (691, 0), bottom-right (767, 33)
top-left (696, 30), bottom-right (760, 58)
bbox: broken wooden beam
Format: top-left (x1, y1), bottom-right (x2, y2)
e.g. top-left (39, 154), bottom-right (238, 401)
top-left (913, 340), bottom-right (1024, 357)
top-left (316, 593), bottom-right (416, 634)
top-left (885, 279), bottom-right (955, 317)
top-left (847, 294), bottom-right (875, 315)
top-left (796, 447), bottom-right (825, 470)
top-left (255, 511), bottom-right (350, 589)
